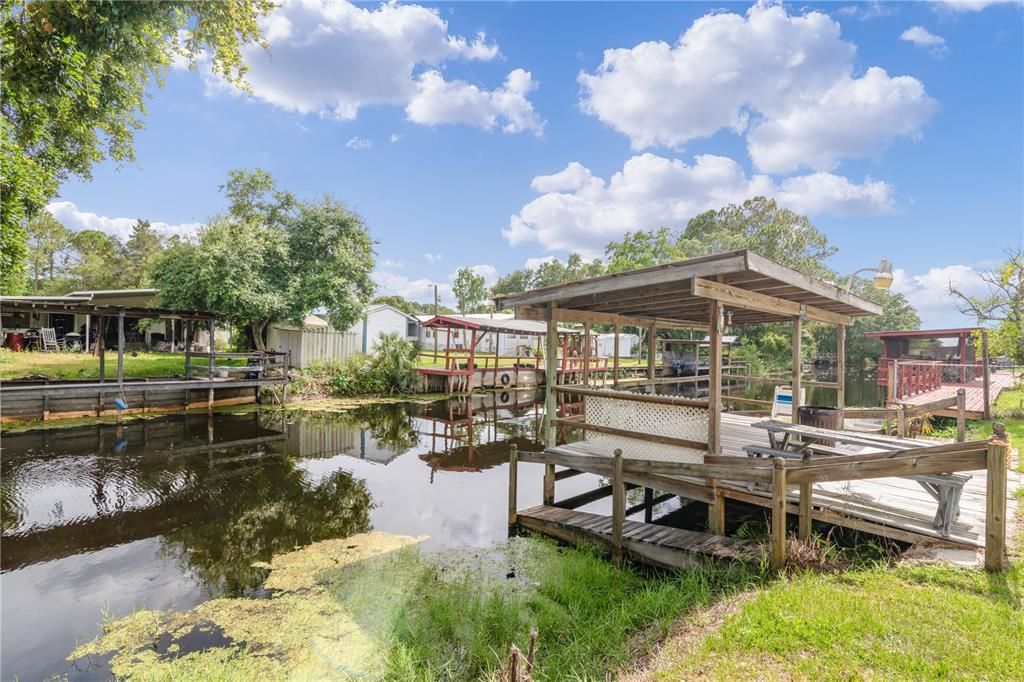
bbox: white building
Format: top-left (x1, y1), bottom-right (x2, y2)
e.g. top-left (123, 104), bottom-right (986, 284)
top-left (595, 332), bottom-right (640, 357)
top-left (351, 304), bottom-right (420, 352)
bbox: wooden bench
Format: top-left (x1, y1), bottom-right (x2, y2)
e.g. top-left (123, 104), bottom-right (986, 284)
top-left (742, 444), bottom-right (971, 536)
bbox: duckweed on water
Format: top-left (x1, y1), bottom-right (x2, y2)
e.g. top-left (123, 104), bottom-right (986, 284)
top-left (71, 533), bottom-right (759, 681)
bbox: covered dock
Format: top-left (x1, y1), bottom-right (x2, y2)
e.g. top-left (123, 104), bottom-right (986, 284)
top-left (417, 314), bottom-right (581, 392)
top-left (497, 250), bottom-right (1014, 571)
top-left (866, 327), bottom-right (1006, 419)
top-left (0, 296), bottom-right (289, 422)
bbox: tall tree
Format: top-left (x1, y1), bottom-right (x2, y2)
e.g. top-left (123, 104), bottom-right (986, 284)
top-left (66, 229), bottom-right (126, 291)
top-left (122, 220), bottom-right (163, 288)
top-left (452, 267), bottom-right (488, 314)
top-left (24, 211), bottom-right (72, 293)
top-left (604, 197), bottom-right (836, 279)
top-left (150, 170), bottom-right (376, 350)
top-left (0, 0), bottom-right (272, 293)
top-left (949, 249), bottom-right (1024, 363)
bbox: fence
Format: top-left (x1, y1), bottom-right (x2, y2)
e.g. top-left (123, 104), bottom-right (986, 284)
top-left (266, 325), bottom-right (360, 368)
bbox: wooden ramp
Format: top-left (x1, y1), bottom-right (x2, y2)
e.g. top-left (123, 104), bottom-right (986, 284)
top-left (517, 504), bottom-right (764, 569)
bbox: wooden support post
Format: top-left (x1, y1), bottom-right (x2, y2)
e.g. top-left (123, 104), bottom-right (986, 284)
top-left (508, 444), bottom-right (519, 528)
top-left (643, 486), bottom-right (653, 523)
top-left (897, 405), bottom-right (907, 438)
top-left (981, 330), bottom-right (991, 419)
top-left (956, 388), bottom-right (967, 443)
top-left (116, 311), bottom-right (125, 386)
top-left (798, 482), bottom-right (812, 540)
top-left (98, 318), bottom-right (106, 381)
top-left (612, 324), bottom-right (620, 389)
top-left (184, 321), bottom-right (193, 379)
top-left (791, 316), bottom-right (802, 420)
top-left (543, 462), bottom-right (555, 506)
top-left (646, 325), bottom-right (656, 384)
top-left (611, 448), bottom-right (625, 565)
top-left (582, 322), bottom-right (591, 387)
top-left (709, 488), bottom-right (725, 535)
top-left (707, 300), bottom-right (723, 455)
top-left (207, 319), bottom-right (215, 378)
top-left (770, 457), bottom-right (787, 569)
top-left (985, 440), bottom-right (1008, 572)
top-left (544, 305), bottom-right (558, 448)
top-left (836, 324), bottom-right (846, 427)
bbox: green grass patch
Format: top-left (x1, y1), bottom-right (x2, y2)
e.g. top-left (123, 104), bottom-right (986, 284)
top-left (653, 563), bottom-right (1024, 680)
top-left (0, 349), bottom-right (243, 380)
top-left (372, 539), bottom-right (759, 680)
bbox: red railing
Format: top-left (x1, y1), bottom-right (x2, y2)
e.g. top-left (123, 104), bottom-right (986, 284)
top-left (879, 359), bottom-right (983, 400)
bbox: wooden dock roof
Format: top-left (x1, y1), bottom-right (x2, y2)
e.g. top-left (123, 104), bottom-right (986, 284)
top-left (495, 250), bottom-right (882, 327)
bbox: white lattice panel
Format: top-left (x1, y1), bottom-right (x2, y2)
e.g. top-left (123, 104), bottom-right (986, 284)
top-left (584, 393), bottom-right (707, 463)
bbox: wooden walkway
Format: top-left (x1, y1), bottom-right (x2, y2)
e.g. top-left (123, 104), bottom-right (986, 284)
top-left (516, 505), bottom-right (764, 568)
top-left (901, 371), bottom-right (1016, 419)
top-left (720, 413), bottom-right (1021, 547)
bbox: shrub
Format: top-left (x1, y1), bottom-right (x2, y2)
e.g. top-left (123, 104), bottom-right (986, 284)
top-left (371, 332), bottom-right (418, 394)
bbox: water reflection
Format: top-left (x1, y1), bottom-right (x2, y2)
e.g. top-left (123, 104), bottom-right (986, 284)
top-left (1, 390), bottom-right (595, 682)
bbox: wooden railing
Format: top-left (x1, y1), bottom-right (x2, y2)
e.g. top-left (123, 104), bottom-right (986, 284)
top-left (879, 359), bottom-right (984, 400)
top-left (508, 435), bottom-right (1011, 571)
top-left (844, 388), bottom-right (967, 440)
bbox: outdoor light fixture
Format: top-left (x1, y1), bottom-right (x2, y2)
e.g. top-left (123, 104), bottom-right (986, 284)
top-left (845, 259), bottom-right (894, 294)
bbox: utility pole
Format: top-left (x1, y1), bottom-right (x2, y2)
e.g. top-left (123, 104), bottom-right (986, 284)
top-left (433, 284), bottom-right (439, 315)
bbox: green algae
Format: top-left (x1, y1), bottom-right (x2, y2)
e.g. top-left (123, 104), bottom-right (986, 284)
top-left (70, 532), bottom-right (429, 680)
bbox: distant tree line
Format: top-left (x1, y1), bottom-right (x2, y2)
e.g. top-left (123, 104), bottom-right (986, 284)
top-left (486, 198), bottom-right (922, 369)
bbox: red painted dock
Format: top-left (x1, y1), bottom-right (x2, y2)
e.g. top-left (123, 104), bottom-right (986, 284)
top-left (902, 371), bottom-right (1016, 419)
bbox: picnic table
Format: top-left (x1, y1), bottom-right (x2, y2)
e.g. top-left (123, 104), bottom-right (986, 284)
top-left (746, 420), bottom-right (970, 536)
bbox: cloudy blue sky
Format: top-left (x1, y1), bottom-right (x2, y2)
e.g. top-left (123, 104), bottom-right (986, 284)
top-left (49, 0), bottom-right (1023, 327)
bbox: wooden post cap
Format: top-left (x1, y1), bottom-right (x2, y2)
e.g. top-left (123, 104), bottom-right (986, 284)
top-left (614, 448), bottom-right (623, 458)
top-left (992, 423), bottom-right (1008, 443)
top-left (772, 456), bottom-right (786, 468)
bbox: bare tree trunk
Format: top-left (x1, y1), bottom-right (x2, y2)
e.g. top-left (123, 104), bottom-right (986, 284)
top-left (250, 321), bottom-right (268, 352)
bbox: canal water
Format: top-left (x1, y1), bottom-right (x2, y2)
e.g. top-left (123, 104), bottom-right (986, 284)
top-left (1, 389), bottom-right (610, 682)
top-left (0, 371), bottom-right (882, 681)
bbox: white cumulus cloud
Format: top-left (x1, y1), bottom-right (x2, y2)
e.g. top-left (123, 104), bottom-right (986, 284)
top-left (900, 26), bottom-right (949, 57)
top-left (406, 68), bottom-right (543, 134)
top-left (892, 264), bottom-right (990, 328)
top-left (345, 136), bottom-right (372, 150)
top-left (504, 154), bottom-right (894, 258)
top-left (578, 3), bottom-right (937, 173)
top-left (46, 201), bottom-right (202, 242)
top-left (191, 0), bottom-right (541, 133)
top-left (373, 270), bottom-right (453, 306)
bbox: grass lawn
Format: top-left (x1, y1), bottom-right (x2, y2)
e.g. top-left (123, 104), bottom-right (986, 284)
top-left (642, 562), bottom-right (1023, 680)
top-left (0, 350), bottom-right (243, 380)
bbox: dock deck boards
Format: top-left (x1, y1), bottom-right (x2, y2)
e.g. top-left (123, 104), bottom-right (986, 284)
top-left (900, 371), bottom-right (1016, 418)
top-left (517, 504), bottom-right (764, 567)
top-left (719, 413), bottom-right (1020, 547)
